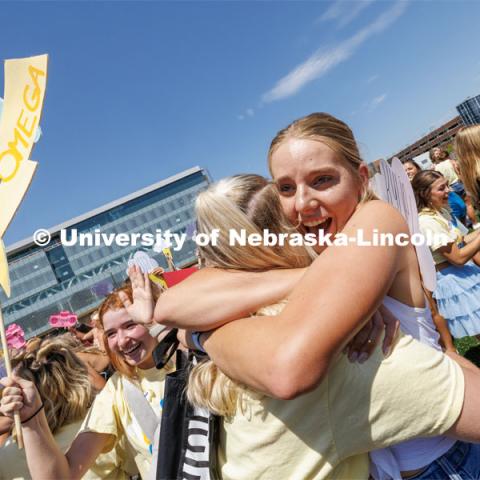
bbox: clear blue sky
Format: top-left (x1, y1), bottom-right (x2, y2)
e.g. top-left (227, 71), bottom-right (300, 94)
top-left (1, 0), bottom-right (479, 245)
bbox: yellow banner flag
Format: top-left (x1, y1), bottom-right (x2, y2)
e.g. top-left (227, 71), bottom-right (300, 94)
top-left (0, 54), bottom-right (48, 238)
top-left (0, 54), bottom-right (48, 296)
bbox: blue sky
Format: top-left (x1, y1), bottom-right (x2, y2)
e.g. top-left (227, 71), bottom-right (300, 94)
top-left (1, 0), bottom-right (480, 245)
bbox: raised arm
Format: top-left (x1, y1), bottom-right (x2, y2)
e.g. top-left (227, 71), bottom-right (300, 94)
top-left (0, 377), bottom-right (112, 480)
top-left (201, 202), bottom-right (405, 398)
top-left (154, 267), bottom-right (306, 330)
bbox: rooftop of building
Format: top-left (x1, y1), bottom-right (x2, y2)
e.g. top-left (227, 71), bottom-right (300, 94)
top-left (7, 166), bottom-right (209, 256)
top-left (390, 115), bottom-right (463, 161)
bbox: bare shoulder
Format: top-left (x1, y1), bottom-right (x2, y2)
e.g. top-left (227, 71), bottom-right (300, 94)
top-left (346, 200), bottom-right (409, 234)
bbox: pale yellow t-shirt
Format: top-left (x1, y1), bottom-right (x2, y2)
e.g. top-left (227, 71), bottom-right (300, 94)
top-left (435, 160), bottom-right (459, 186)
top-left (0, 420), bottom-right (129, 480)
top-left (219, 333), bottom-right (464, 480)
top-left (418, 208), bottom-right (466, 265)
top-left (80, 366), bottom-right (168, 479)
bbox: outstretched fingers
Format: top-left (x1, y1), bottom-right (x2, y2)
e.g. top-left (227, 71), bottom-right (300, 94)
top-left (379, 305), bottom-right (400, 357)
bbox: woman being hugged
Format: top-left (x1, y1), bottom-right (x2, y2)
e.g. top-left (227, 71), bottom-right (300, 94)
top-left (412, 170), bottom-right (480, 340)
top-left (1, 280), bottom-right (170, 480)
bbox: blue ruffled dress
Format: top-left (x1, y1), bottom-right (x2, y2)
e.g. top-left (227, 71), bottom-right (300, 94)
top-left (434, 261), bottom-right (480, 338)
top-left (419, 208), bottom-right (480, 338)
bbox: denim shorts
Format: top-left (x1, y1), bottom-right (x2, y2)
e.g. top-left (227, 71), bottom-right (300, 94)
top-left (408, 441), bottom-right (480, 480)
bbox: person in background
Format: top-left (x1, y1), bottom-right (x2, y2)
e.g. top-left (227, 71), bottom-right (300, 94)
top-left (413, 170), bottom-right (480, 341)
top-left (401, 160), bottom-right (462, 350)
top-left (430, 146), bottom-right (477, 226)
top-left (0, 335), bottom-right (131, 479)
top-left (454, 125), bottom-right (480, 222)
top-left (402, 158), bottom-right (421, 181)
top-left (430, 147), bottom-right (462, 193)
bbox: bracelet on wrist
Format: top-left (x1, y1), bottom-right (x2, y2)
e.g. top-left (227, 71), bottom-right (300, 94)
top-left (191, 331), bottom-right (206, 354)
top-left (21, 403), bottom-right (44, 425)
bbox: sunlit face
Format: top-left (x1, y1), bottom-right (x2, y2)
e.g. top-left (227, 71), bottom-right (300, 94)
top-left (429, 177), bottom-right (450, 210)
top-left (431, 147), bottom-right (446, 162)
top-left (271, 138), bottom-right (367, 253)
top-left (403, 162), bottom-right (420, 181)
top-left (103, 308), bottom-right (157, 369)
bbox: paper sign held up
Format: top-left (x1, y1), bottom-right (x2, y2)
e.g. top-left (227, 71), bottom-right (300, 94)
top-left (0, 54), bottom-right (48, 297)
top-left (0, 54), bottom-right (47, 238)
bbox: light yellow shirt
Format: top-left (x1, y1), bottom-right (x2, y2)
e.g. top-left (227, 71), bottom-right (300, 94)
top-left (418, 208), bottom-right (465, 265)
top-left (80, 367), bottom-right (168, 480)
top-left (435, 160), bottom-right (459, 186)
top-left (0, 420), bottom-right (128, 480)
top-left (219, 333), bottom-right (464, 480)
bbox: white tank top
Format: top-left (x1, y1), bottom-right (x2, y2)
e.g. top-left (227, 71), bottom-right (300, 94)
top-left (369, 296), bottom-right (455, 480)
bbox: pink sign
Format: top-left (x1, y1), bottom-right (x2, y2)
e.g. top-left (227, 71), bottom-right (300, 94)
top-left (6, 323), bottom-right (26, 349)
top-left (49, 310), bottom-right (77, 328)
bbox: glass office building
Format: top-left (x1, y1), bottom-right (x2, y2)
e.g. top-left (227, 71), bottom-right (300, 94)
top-left (457, 94), bottom-right (480, 125)
top-left (1, 167), bottom-right (210, 338)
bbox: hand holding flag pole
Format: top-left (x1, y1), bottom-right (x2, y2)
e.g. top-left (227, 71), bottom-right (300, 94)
top-left (0, 54), bottom-right (48, 449)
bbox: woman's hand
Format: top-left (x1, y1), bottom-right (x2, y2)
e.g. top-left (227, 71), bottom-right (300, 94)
top-left (344, 306), bottom-right (400, 363)
top-left (119, 265), bottom-right (154, 324)
top-left (0, 376), bottom-right (43, 423)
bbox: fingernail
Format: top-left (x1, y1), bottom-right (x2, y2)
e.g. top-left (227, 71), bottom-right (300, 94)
top-left (349, 352), bottom-right (358, 363)
top-left (358, 353), bottom-right (368, 363)
top-left (383, 345), bottom-right (392, 357)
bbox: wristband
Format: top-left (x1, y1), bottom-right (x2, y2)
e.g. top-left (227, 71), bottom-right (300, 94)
top-left (21, 403), bottom-right (44, 424)
top-left (191, 331), bottom-right (206, 353)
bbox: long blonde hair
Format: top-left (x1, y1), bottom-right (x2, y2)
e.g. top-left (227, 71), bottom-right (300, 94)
top-left (267, 112), bottom-right (376, 203)
top-left (188, 175), bottom-right (315, 416)
top-left (454, 125), bottom-right (480, 208)
top-left (13, 335), bottom-right (94, 434)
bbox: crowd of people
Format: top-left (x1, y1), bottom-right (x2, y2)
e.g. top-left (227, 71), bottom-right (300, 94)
top-left (1, 114), bottom-right (480, 479)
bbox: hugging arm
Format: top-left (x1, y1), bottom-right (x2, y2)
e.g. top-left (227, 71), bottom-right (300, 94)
top-left (154, 267), bottom-right (306, 330)
top-left (202, 202), bottom-right (404, 398)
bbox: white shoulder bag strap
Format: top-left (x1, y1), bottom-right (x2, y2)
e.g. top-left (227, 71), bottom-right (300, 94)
top-left (122, 377), bottom-right (162, 480)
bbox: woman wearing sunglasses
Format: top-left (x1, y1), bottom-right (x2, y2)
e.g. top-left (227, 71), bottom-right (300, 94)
top-left (0, 277), bottom-right (172, 480)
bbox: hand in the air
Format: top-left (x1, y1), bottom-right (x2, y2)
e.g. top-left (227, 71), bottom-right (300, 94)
top-left (118, 265), bottom-right (154, 324)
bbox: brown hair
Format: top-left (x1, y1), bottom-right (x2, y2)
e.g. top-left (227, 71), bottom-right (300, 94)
top-left (429, 146), bottom-right (448, 165)
top-left (267, 112), bottom-right (376, 202)
top-left (411, 170), bottom-right (444, 211)
top-left (402, 158), bottom-right (421, 172)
